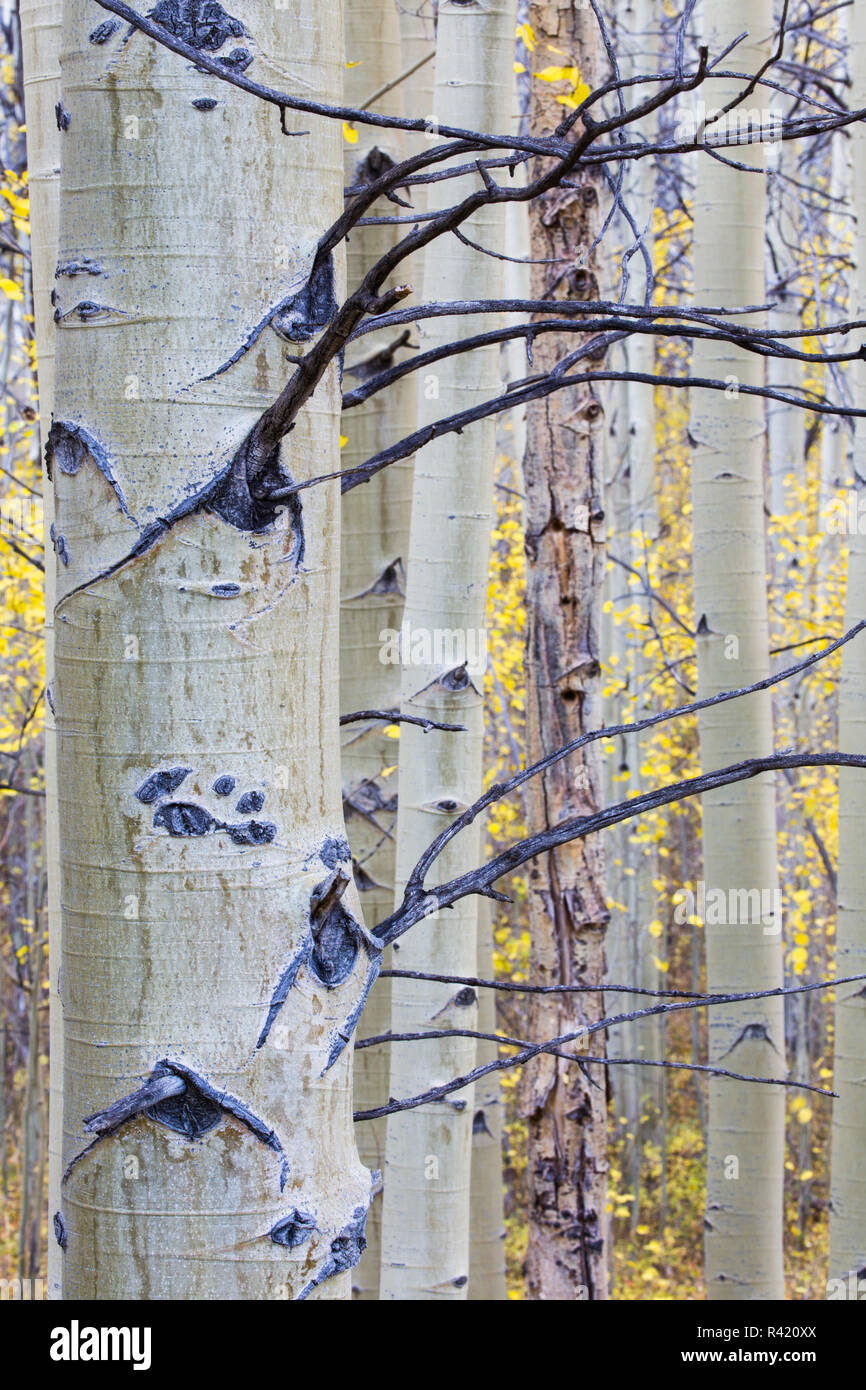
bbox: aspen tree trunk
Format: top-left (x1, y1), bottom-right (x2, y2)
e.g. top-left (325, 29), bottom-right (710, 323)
top-left (398, 2), bottom-right (435, 127)
top-left (341, 0), bottom-right (414, 1300)
top-left (379, 0), bottom-right (516, 1300)
top-left (689, 0), bottom-right (785, 1299)
top-left (467, 60), bottom-right (528, 1308)
top-left (622, 0), bottom-right (663, 1155)
top-left (468, 898), bottom-right (507, 1299)
top-left (603, 0), bottom-right (662, 1233)
top-left (52, 0), bottom-right (374, 1301)
top-left (523, 0), bottom-right (609, 1301)
top-left (818, 2), bottom-right (850, 518)
top-left (828, 0), bottom-right (866, 1289)
top-left (19, 0), bottom-right (62, 1301)
top-left (602, 368), bottom-right (641, 1212)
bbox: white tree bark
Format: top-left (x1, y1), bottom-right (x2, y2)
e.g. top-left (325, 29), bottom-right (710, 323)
top-left (468, 898), bottom-right (507, 1300)
top-left (689, 0), bottom-right (785, 1299)
top-left (379, 0), bottom-right (516, 1300)
top-left (19, 0), bottom-right (62, 1302)
top-left (52, 0), bottom-right (374, 1300)
top-left (341, 0), bottom-right (414, 1300)
top-left (828, 0), bottom-right (866, 1291)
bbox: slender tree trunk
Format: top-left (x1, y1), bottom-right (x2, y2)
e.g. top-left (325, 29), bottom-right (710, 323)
top-left (602, 361), bottom-right (642, 1235)
top-left (379, 0), bottom-right (516, 1300)
top-left (467, 57), bottom-right (527, 1308)
top-left (468, 898), bottom-right (507, 1299)
top-left (18, 771), bottom-right (42, 1282)
top-left (689, 0), bottom-right (785, 1300)
top-left (19, 0), bottom-right (62, 1300)
top-left (523, 0), bottom-right (609, 1302)
top-left (52, 0), bottom-right (374, 1301)
top-left (603, 0), bottom-right (662, 1235)
top-left (341, 0), bottom-right (414, 1300)
top-left (829, 0), bottom-right (866, 1290)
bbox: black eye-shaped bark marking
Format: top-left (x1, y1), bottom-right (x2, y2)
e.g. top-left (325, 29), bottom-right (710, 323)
top-left (259, 856), bottom-right (373, 1053)
top-left (225, 820), bottom-right (276, 846)
top-left (66, 1063), bottom-right (289, 1189)
top-left (192, 97), bottom-right (219, 111)
top-left (269, 1210), bottom-right (317, 1249)
top-left (136, 767), bottom-right (192, 804)
top-left (297, 1206), bottom-right (369, 1301)
top-left (209, 439), bottom-right (305, 550)
top-left (153, 802), bottom-right (215, 837)
top-left (150, 798), bottom-right (276, 845)
top-left (352, 147), bottom-right (412, 209)
top-left (148, 0), bottom-right (246, 52)
top-left (55, 102), bottom-right (70, 131)
top-left (147, 1075), bottom-right (223, 1140)
top-left (211, 582), bottom-right (240, 597)
top-left (310, 903), bottom-right (359, 988)
top-left (431, 985), bottom-right (477, 1024)
top-left (213, 775), bottom-right (236, 797)
top-left (46, 420), bottom-right (134, 522)
top-left (154, 1062), bottom-right (286, 1180)
top-left (219, 47), bottom-right (252, 70)
top-left (359, 558), bottom-right (405, 595)
top-left (318, 836), bottom-right (351, 870)
top-left (355, 146), bottom-right (396, 182)
top-left (235, 790), bottom-right (265, 815)
top-left (272, 254), bottom-right (337, 345)
top-left (50, 524), bottom-right (71, 567)
top-left (62, 301), bottom-right (122, 322)
top-left (53, 1211), bottom-right (68, 1250)
top-left (440, 664), bottom-right (471, 692)
top-left (721, 1022), bottom-right (781, 1057)
top-left (309, 870), bottom-right (359, 989)
top-left (89, 18), bottom-right (120, 42)
top-left (56, 258), bottom-right (105, 277)
top-left (343, 778), bottom-right (398, 823)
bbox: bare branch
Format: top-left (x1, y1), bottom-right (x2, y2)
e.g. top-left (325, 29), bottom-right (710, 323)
top-left (353, 975), bottom-right (865, 1120)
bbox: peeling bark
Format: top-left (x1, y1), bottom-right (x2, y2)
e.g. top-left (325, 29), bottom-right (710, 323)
top-left (523, 0), bottom-right (609, 1302)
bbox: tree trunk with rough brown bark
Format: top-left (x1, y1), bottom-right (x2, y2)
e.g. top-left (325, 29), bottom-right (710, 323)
top-left (522, 0), bottom-right (609, 1302)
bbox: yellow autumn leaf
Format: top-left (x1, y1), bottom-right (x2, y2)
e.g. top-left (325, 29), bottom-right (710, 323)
top-left (0, 276), bottom-right (23, 302)
top-left (516, 21), bottom-right (536, 50)
top-left (342, 123), bottom-right (358, 144)
top-left (556, 86), bottom-right (591, 109)
top-left (537, 64), bottom-right (579, 83)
